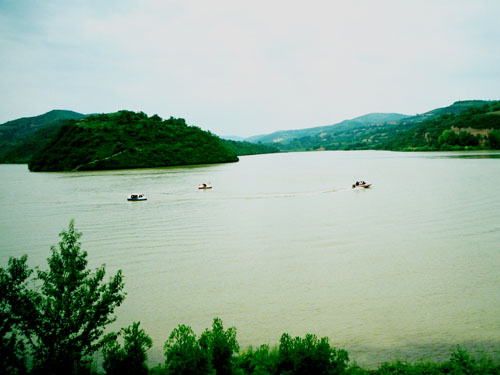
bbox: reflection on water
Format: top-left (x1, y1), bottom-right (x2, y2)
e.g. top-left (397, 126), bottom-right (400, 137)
top-left (1, 151), bottom-right (499, 367)
top-left (425, 151), bottom-right (500, 159)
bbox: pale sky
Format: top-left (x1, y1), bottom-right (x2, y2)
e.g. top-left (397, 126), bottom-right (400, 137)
top-left (1, 0), bottom-right (499, 137)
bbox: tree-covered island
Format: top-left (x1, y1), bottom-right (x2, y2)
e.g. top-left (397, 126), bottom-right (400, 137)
top-left (28, 111), bottom-right (240, 172)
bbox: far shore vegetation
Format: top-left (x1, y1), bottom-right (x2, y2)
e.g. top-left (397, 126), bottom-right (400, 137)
top-left (2, 221), bottom-right (499, 375)
top-left (0, 110), bottom-right (277, 170)
top-left (252, 100), bottom-right (500, 152)
top-left (28, 111), bottom-right (240, 172)
top-left (1, 100), bottom-right (499, 172)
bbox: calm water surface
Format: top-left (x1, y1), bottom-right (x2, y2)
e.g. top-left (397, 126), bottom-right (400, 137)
top-left (1, 151), bottom-right (500, 366)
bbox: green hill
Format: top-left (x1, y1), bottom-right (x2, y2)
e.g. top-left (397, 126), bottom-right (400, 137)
top-left (246, 113), bottom-right (408, 145)
top-left (385, 101), bottom-right (500, 151)
top-left (0, 110), bottom-right (87, 163)
top-left (221, 139), bottom-right (279, 156)
top-left (28, 111), bottom-right (239, 172)
top-left (245, 101), bottom-right (499, 152)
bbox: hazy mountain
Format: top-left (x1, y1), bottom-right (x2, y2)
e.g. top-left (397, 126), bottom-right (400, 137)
top-left (221, 139), bottom-right (279, 156)
top-left (0, 110), bottom-right (87, 163)
top-left (244, 101), bottom-right (498, 152)
top-left (245, 113), bottom-right (409, 144)
top-left (0, 109), bottom-right (87, 143)
top-left (220, 135), bottom-right (246, 141)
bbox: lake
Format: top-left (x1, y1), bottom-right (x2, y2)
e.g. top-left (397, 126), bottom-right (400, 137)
top-left (1, 150), bottom-right (499, 367)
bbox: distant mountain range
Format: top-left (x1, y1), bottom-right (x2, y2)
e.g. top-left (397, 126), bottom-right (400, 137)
top-left (1, 100), bottom-right (499, 169)
top-left (243, 100), bottom-right (500, 152)
top-left (245, 113), bottom-right (409, 144)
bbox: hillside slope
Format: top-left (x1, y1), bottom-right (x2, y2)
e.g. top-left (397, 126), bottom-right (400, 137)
top-left (0, 110), bottom-right (87, 163)
top-left (246, 113), bottom-right (408, 144)
top-left (28, 111), bottom-right (239, 172)
top-left (221, 139), bottom-right (279, 156)
top-left (246, 101), bottom-right (497, 152)
top-left (385, 101), bottom-right (500, 151)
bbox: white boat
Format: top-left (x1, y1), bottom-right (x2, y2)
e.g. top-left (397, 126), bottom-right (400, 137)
top-left (127, 193), bottom-right (147, 201)
top-left (352, 181), bottom-right (371, 189)
top-left (198, 183), bottom-right (212, 189)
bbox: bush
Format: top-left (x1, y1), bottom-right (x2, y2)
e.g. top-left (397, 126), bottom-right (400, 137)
top-left (0, 221), bottom-right (125, 375)
top-left (163, 324), bottom-right (212, 375)
top-left (277, 333), bottom-right (349, 375)
top-left (199, 318), bottom-right (239, 375)
top-left (236, 345), bottom-right (279, 375)
top-left (102, 322), bottom-right (152, 375)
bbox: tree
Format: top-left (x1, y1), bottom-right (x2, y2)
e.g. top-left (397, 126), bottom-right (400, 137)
top-left (199, 317), bottom-right (239, 375)
top-left (235, 344), bottom-right (278, 375)
top-left (25, 220), bottom-right (125, 375)
top-left (488, 129), bottom-right (500, 149)
top-left (164, 324), bottom-right (212, 375)
top-left (438, 129), bottom-right (458, 147)
top-left (277, 333), bottom-right (349, 375)
top-left (0, 256), bottom-right (35, 375)
top-left (102, 322), bottom-right (152, 375)
top-left (449, 345), bottom-right (477, 375)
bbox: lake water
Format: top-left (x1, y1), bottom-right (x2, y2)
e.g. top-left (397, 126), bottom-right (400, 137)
top-left (1, 151), bottom-right (500, 367)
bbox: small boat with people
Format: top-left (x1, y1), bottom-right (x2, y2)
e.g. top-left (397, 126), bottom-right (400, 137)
top-left (198, 182), bottom-right (212, 189)
top-left (127, 193), bottom-right (147, 201)
top-left (352, 181), bottom-right (371, 189)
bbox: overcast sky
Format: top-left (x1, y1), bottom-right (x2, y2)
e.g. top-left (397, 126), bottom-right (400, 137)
top-left (1, 0), bottom-right (499, 137)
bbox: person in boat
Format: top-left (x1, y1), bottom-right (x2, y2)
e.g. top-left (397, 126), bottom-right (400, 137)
top-left (355, 181), bottom-right (359, 186)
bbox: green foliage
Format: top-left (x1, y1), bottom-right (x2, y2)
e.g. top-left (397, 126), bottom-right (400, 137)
top-left (4, 224), bottom-right (500, 375)
top-left (102, 322), bottom-right (152, 375)
top-left (277, 333), bottom-right (349, 375)
top-left (488, 129), bottom-right (500, 149)
top-left (199, 317), bottom-right (239, 375)
top-left (448, 345), bottom-right (480, 375)
top-left (0, 220), bottom-right (126, 375)
top-left (371, 360), bottom-right (444, 375)
top-left (247, 100), bottom-right (499, 153)
top-left (221, 139), bottom-right (279, 156)
top-left (163, 324), bottom-right (213, 375)
top-left (0, 255), bottom-right (34, 375)
top-left (28, 111), bottom-right (239, 171)
top-left (246, 114), bottom-right (409, 145)
top-left (236, 345), bottom-right (279, 375)
top-left (386, 101), bottom-right (500, 151)
top-left (27, 220), bottom-right (125, 375)
top-left (438, 130), bottom-right (479, 148)
top-left (0, 110), bottom-right (86, 163)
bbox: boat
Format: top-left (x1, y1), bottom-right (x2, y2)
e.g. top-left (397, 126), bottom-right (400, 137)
top-left (198, 183), bottom-right (212, 189)
top-left (352, 181), bottom-right (371, 189)
top-left (127, 193), bottom-right (147, 201)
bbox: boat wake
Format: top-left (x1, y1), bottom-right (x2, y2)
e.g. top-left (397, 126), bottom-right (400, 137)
top-left (243, 188), bottom-right (351, 199)
top-left (156, 187), bottom-right (355, 203)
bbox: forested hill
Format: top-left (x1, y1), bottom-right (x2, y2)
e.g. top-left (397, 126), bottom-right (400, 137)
top-left (385, 101), bottom-right (500, 151)
top-left (0, 110), bottom-right (86, 163)
top-left (221, 139), bottom-right (279, 156)
top-left (28, 111), bottom-right (239, 172)
top-left (243, 100), bottom-right (500, 152)
top-left (246, 113), bottom-right (408, 144)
